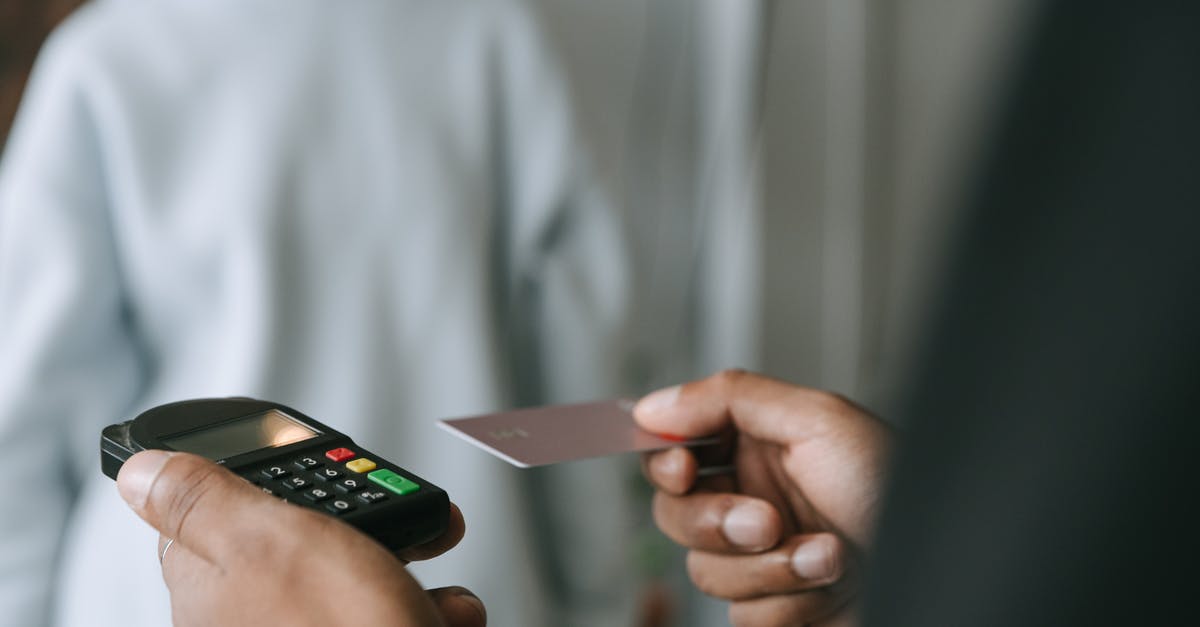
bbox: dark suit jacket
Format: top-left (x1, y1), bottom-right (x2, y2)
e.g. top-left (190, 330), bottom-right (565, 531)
top-left (864, 2), bottom-right (1199, 624)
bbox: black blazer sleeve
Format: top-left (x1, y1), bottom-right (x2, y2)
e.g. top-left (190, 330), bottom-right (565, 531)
top-left (863, 2), bottom-right (1200, 625)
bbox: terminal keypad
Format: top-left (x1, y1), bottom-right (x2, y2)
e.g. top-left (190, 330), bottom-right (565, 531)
top-left (245, 446), bottom-right (421, 517)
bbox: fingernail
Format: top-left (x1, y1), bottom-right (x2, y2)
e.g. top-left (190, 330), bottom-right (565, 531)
top-left (636, 385), bottom-right (680, 416)
top-left (722, 504), bottom-right (774, 550)
top-left (117, 450), bottom-right (174, 510)
top-left (791, 538), bottom-right (838, 581)
top-left (651, 450), bottom-right (682, 478)
top-left (455, 591), bottom-right (487, 623)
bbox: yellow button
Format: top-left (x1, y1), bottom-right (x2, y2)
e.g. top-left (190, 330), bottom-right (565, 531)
top-left (345, 458), bottom-right (377, 473)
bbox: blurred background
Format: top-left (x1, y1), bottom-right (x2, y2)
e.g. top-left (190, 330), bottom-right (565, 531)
top-left (0, 0), bottom-right (86, 143)
top-left (0, 1), bottom-right (1032, 625)
top-left (531, 0), bottom-right (1033, 410)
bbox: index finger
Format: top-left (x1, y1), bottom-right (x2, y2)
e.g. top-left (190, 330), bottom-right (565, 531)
top-left (117, 450), bottom-right (294, 567)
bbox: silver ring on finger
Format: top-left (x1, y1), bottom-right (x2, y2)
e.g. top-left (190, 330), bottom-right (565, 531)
top-left (159, 538), bottom-right (175, 564)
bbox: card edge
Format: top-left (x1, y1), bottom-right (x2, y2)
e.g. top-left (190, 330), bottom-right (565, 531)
top-left (436, 419), bottom-right (533, 468)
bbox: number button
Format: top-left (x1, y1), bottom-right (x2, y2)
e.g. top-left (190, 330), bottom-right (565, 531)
top-left (281, 476), bottom-right (310, 491)
top-left (304, 487), bottom-right (332, 502)
top-left (260, 486), bottom-right (276, 497)
top-left (260, 466), bottom-right (290, 480)
top-left (325, 499), bottom-right (357, 515)
top-left (357, 490), bottom-right (389, 505)
top-left (293, 456), bottom-right (323, 471)
top-left (335, 477), bottom-right (366, 493)
top-left (313, 467), bottom-right (342, 482)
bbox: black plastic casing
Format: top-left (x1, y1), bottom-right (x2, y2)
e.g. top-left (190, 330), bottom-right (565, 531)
top-left (101, 398), bottom-right (449, 552)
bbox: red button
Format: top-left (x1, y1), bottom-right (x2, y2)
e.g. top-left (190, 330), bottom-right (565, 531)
top-left (325, 447), bottom-right (356, 462)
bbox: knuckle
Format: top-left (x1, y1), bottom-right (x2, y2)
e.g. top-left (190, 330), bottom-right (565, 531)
top-left (814, 389), bottom-right (855, 415)
top-left (711, 368), bottom-right (750, 389)
top-left (803, 390), bottom-right (864, 437)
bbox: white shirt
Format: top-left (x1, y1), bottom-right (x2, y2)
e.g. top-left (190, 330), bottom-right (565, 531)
top-left (0, 1), bottom-right (632, 625)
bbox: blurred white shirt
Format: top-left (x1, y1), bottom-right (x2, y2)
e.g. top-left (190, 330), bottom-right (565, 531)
top-left (0, 1), bottom-right (633, 625)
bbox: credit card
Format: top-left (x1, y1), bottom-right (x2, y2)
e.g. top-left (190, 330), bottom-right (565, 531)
top-left (437, 399), bottom-right (719, 468)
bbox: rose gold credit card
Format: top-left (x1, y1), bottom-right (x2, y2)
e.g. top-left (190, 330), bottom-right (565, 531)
top-left (437, 399), bottom-right (719, 468)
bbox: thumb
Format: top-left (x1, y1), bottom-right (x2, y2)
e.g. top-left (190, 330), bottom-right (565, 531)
top-left (634, 370), bottom-right (851, 446)
top-left (117, 450), bottom-right (283, 566)
top-left (427, 586), bottom-right (487, 627)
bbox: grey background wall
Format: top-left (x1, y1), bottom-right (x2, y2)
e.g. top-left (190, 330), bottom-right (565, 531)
top-left (533, 0), bottom-right (1032, 414)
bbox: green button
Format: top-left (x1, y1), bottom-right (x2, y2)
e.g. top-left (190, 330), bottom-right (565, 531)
top-left (368, 469), bottom-right (420, 495)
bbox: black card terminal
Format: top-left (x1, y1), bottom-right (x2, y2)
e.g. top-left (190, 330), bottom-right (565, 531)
top-left (101, 398), bottom-right (449, 552)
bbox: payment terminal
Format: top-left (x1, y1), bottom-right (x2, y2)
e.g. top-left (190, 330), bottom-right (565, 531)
top-left (101, 398), bottom-right (449, 551)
